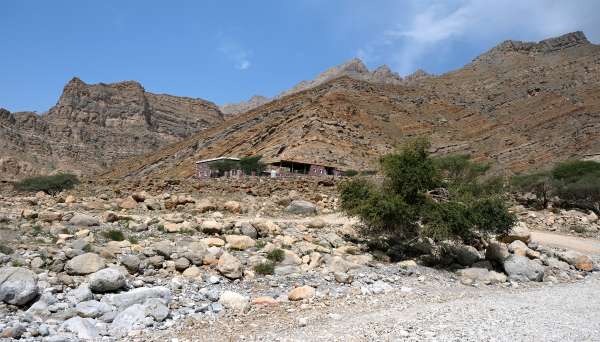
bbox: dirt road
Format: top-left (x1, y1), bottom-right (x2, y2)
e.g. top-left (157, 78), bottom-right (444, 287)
top-left (532, 230), bottom-right (600, 255)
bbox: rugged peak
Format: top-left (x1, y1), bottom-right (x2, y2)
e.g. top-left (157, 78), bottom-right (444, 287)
top-left (538, 31), bottom-right (590, 51)
top-left (371, 65), bottom-right (403, 84)
top-left (404, 69), bottom-right (432, 83)
top-left (336, 58), bottom-right (369, 74)
top-left (475, 31), bottom-right (593, 64)
top-left (63, 77), bottom-right (87, 90)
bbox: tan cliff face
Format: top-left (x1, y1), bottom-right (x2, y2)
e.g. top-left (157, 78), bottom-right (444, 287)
top-left (0, 78), bottom-right (223, 181)
top-left (102, 31), bottom-right (600, 181)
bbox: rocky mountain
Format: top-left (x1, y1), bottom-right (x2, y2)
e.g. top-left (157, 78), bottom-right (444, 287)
top-left (0, 78), bottom-right (223, 180)
top-left (218, 59), bottom-right (407, 116)
top-left (104, 31), bottom-right (600, 181)
top-left (220, 95), bottom-right (270, 117)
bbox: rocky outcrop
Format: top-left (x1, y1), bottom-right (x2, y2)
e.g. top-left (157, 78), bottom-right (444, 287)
top-left (0, 78), bottom-right (223, 180)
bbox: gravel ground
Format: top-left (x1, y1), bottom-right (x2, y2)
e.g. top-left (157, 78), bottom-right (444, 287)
top-left (140, 271), bottom-right (600, 342)
top-left (278, 273), bottom-right (600, 341)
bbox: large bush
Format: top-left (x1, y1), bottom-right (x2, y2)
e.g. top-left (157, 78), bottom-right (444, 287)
top-left (14, 173), bottom-right (79, 195)
top-left (339, 139), bottom-right (515, 247)
top-left (511, 160), bottom-right (600, 214)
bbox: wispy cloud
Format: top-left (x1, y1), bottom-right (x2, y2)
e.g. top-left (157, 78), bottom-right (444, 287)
top-left (217, 33), bottom-right (252, 70)
top-left (357, 0), bottom-right (600, 75)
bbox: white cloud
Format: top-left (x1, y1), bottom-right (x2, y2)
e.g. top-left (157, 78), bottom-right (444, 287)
top-left (217, 34), bottom-right (252, 70)
top-left (357, 0), bottom-right (600, 75)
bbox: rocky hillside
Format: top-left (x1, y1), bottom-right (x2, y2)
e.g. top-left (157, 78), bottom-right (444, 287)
top-left (219, 59), bottom-right (406, 116)
top-left (0, 78), bottom-right (223, 181)
top-left (104, 31), bottom-right (600, 181)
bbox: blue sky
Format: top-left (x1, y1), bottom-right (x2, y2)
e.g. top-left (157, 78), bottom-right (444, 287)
top-left (2, 0), bottom-right (600, 113)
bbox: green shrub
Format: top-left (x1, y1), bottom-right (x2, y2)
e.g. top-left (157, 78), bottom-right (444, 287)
top-left (31, 225), bottom-right (43, 237)
top-left (512, 160), bottom-right (600, 214)
top-left (240, 155), bottom-right (266, 175)
top-left (255, 240), bottom-right (266, 249)
top-left (0, 244), bottom-right (14, 255)
top-left (266, 248), bottom-right (285, 262)
top-left (552, 160), bottom-right (600, 181)
top-left (209, 160), bottom-right (240, 174)
top-left (14, 173), bottom-right (79, 195)
top-left (128, 236), bottom-right (139, 244)
top-left (103, 229), bottom-right (125, 241)
top-left (338, 138), bottom-right (515, 247)
top-left (254, 261), bottom-right (275, 275)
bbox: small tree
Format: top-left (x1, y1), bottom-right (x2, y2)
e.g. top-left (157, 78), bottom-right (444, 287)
top-left (339, 139), bottom-right (515, 250)
top-left (510, 172), bottom-right (552, 209)
top-left (239, 155), bottom-right (266, 175)
top-left (209, 160), bottom-right (240, 176)
top-left (14, 173), bottom-right (79, 195)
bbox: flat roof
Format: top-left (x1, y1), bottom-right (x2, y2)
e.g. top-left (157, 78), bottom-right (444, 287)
top-left (265, 158), bottom-right (345, 170)
top-left (195, 157), bottom-right (240, 164)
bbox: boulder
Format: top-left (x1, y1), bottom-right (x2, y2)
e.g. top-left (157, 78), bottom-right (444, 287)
top-left (559, 250), bottom-right (594, 271)
top-left (280, 250), bottom-right (302, 266)
top-left (0, 267), bottom-right (39, 306)
top-left (223, 201), bottom-right (243, 213)
top-left (485, 240), bottom-right (510, 263)
top-left (508, 240), bottom-right (528, 256)
top-left (202, 237), bottom-right (225, 247)
top-left (153, 240), bottom-right (174, 258)
top-left (65, 253), bottom-right (106, 275)
top-left (239, 222), bottom-right (258, 239)
top-left (285, 200), bottom-right (317, 215)
top-left (288, 285), bottom-right (315, 301)
top-left (75, 300), bottom-right (115, 318)
top-left (182, 266), bottom-right (201, 278)
top-left (252, 220), bottom-right (281, 236)
top-left (451, 244), bottom-right (481, 266)
top-left (89, 268), bottom-right (127, 293)
top-left (225, 235), bottom-right (256, 250)
top-left (62, 317), bottom-right (99, 340)
top-left (66, 285), bottom-right (93, 304)
top-left (143, 298), bottom-right (170, 322)
top-left (218, 291), bottom-right (249, 311)
top-left (195, 199), bottom-right (216, 213)
top-left (307, 218), bottom-right (326, 228)
top-left (38, 210), bottom-right (62, 222)
top-left (69, 213), bottom-right (99, 227)
top-left (499, 222), bottom-right (531, 244)
top-left (119, 196), bottom-right (138, 210)
top-left (120, 255), bottom-right (141, 273)
top-left (174, 257), bottom-right (191, 272)
top-left (217, 252), bottom-right (243, 279)
top-left (503, 255), bottom-right (544, 282)
top-left (111, 304), bottom-right (146, 337)
top-left (101, 286), bottom-right (171, 309)
top-left (200, 220), bottom-right (223, 234)
top-left (457, 267), bottom-right (507, 285)
top-left (183, 241), bottom-right (209, 265)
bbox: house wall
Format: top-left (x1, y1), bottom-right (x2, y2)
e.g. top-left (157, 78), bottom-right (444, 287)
top-left (196, 162), bottom-right (244, 179)
top-left (309, 164), bottom-right (327, 176)
top-left (196, 163), bottom-right (212, 179)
